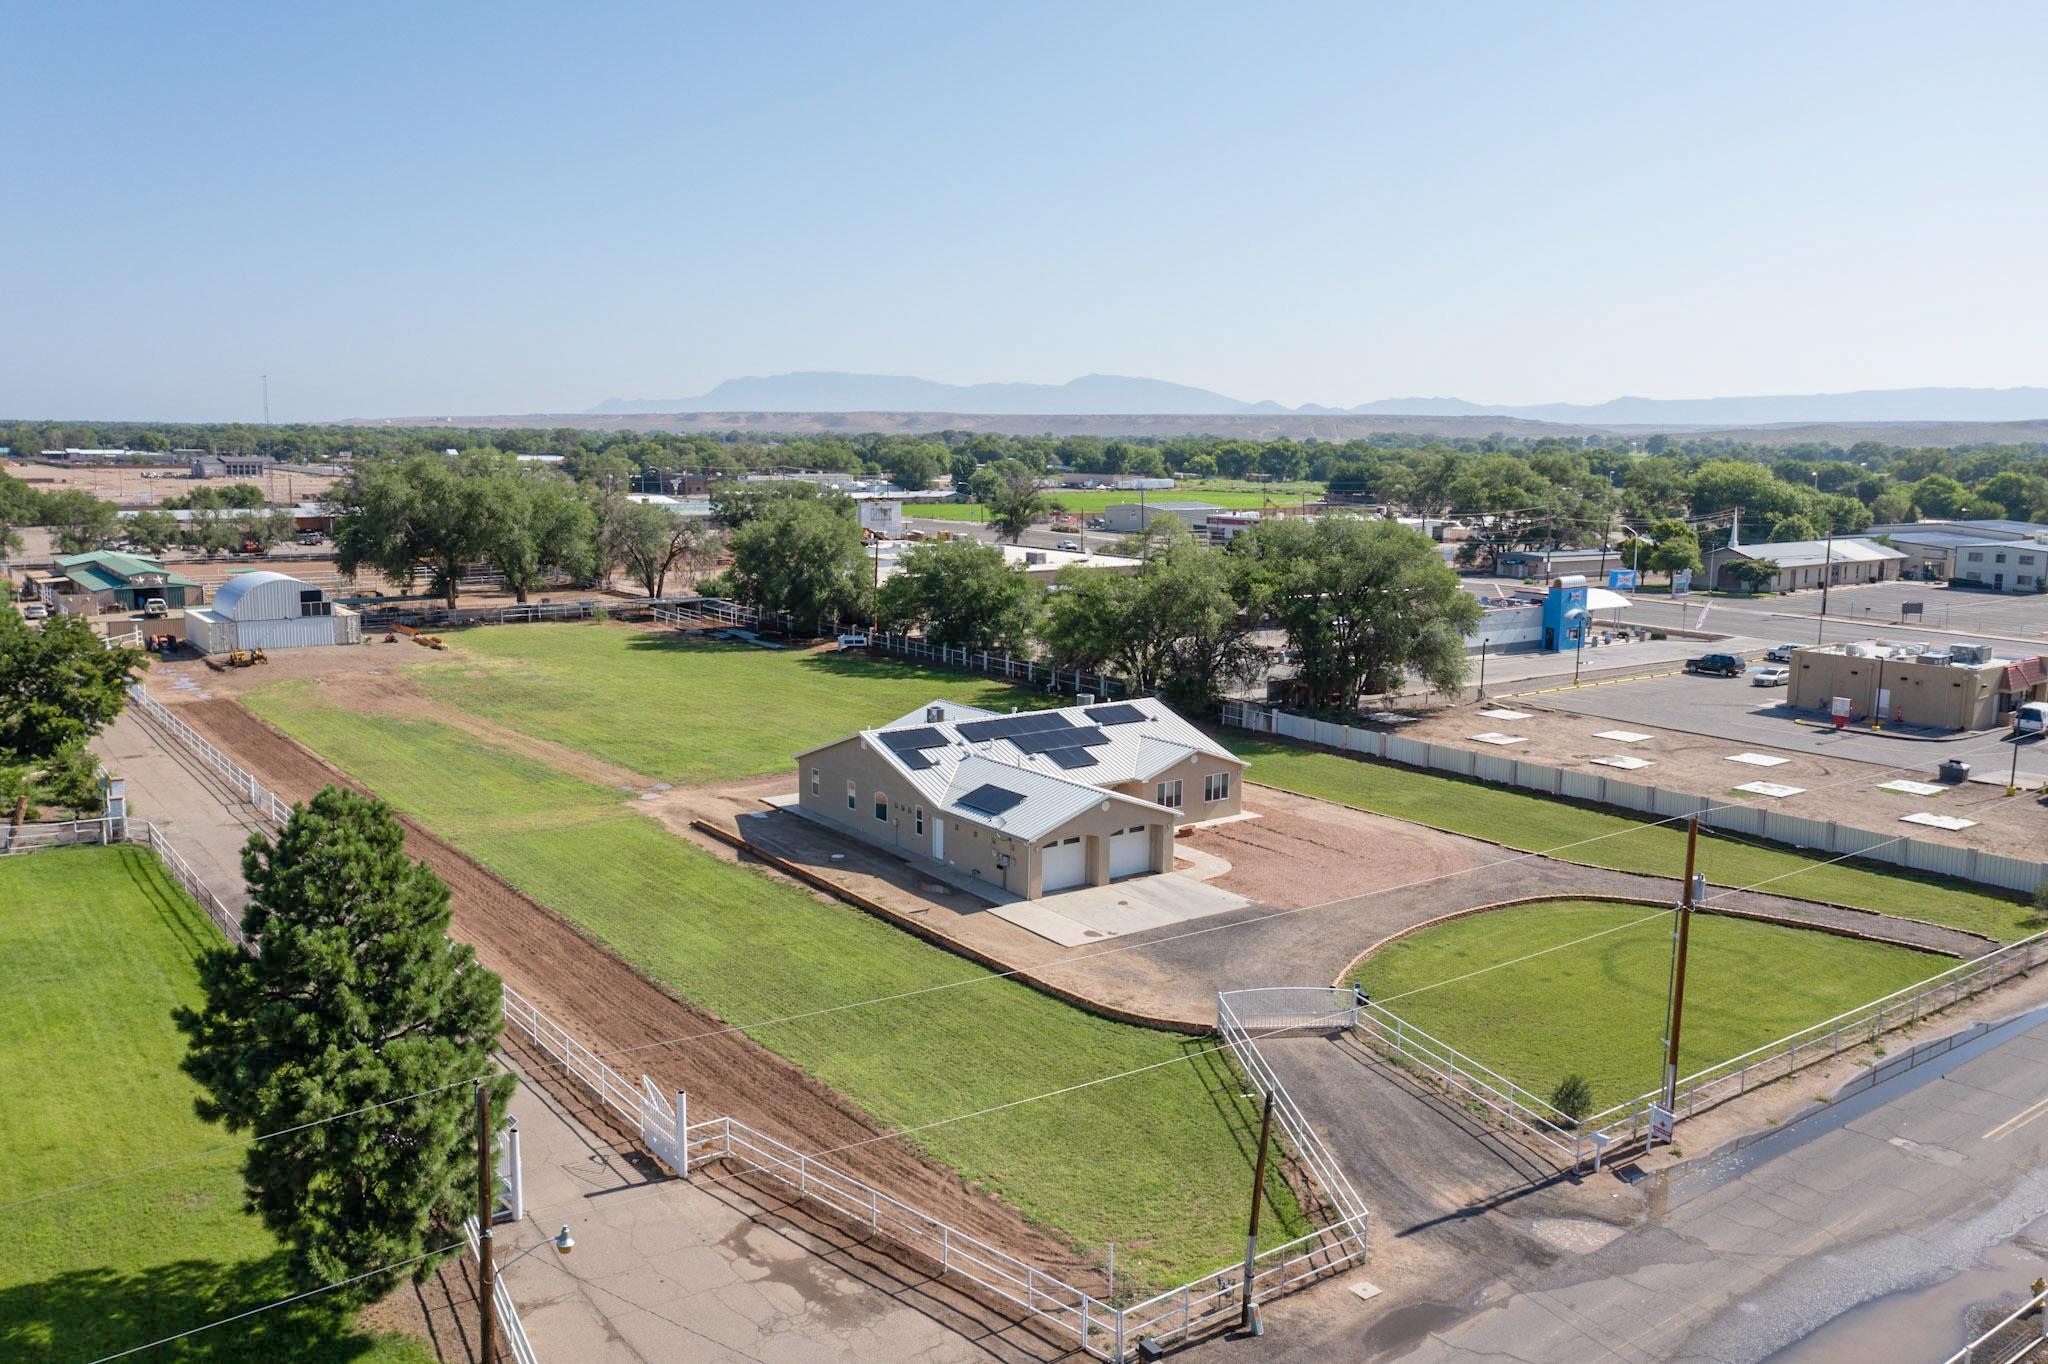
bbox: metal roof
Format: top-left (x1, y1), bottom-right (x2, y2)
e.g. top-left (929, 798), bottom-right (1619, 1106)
top-left (210, 570), bottom-right (299, 620)
top-left (804, 694), bottom-right (1237, 841)
top-left (1721, 537), bottom-right (1904, 568)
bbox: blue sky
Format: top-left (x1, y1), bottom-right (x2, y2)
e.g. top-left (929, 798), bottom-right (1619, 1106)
top-left (6, 1), bottom-right (2044, 421)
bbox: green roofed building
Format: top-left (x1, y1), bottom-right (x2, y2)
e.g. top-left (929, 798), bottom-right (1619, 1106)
top-left (51, 550), bottom-right (203, 613)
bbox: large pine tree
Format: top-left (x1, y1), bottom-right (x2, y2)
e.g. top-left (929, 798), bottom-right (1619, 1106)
top-left (176, 786), bottom-right (513, 1296)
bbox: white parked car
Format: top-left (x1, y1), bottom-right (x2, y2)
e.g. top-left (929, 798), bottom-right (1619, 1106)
top-left (2016, 701), bottom-right (2048, 736)
top-left (19, 601), bottom-right (49, 621)
top-left (1764, 644), bottom-right (1799, 663)
top-left (836, 632), bottom-right (870, 651)
top-left (1751, 665), bottom-right (1791, 687)
top-left (1057, 539), bottom-right (1081, 551)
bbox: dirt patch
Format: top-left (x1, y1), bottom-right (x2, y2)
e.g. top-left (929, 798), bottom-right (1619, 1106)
top-left (1181, 784), bottom-right (1496, 907)
top-left (171, 698), bottom-right (1098, 1290)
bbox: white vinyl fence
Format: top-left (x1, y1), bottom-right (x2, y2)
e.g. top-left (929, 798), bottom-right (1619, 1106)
top-left (127, 684), bottom-right (294, 824)
top-left (503, 983), bottom-right (1368, 1362)
top-left (2, 817), bottom-right (251, 952)
top-left (1221, 702), bottom-right (2048, 896)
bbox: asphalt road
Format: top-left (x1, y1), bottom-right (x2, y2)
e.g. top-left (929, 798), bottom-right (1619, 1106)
top-left (1247, 1006), bottom-right (2048, 1364)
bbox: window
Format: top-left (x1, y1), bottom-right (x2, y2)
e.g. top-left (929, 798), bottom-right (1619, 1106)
top-left (298, 588), bottom-right (330, 618)
top-left (874, 792), bottom-right (889, 823)
top-left (1204, 772), bottom-right (1231, 803)
top-left (1996, 553), bottom-right (2008, 564)
top-left (914, 807), bottom-right (925, 836)
top-left (1968, 551), bottom-right (1984, 563)
top-left (1156, 779), bottom-right (1183, 809)
top-left (847, 780), bottom-right (857, 810)
top-left (810, 768), bottom-right (820, 796)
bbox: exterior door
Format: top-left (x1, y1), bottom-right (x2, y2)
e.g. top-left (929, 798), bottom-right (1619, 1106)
top-left (1040, 836), bottom-right (1086, 892)
top-left (932, 819), bottom-right (944, 862)
top-left (1108, 826), bottom-right (1152, 878)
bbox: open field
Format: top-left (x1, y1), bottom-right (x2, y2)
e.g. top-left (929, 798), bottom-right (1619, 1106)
top-left (1229, 736), bottom-right (2039, 942)
top-left (411, 626), bottom-right (1064, 785)
top-left (1353, 899), bottom-right (1949, 1109)
top-left (0, 846), bottom-right (430, 1364)
top-left (1, 460), bottom-right (338, 509)
top-left (244, 655), bottom-right (1310, 1288)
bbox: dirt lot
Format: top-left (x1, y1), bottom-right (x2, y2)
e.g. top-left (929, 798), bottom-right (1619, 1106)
top-left (167, 695), bottom-right (1098, 1291)
top-left (5, 461), bottom-right (338, 507)
top-left (1371, 698), bottom-right (2048, 860)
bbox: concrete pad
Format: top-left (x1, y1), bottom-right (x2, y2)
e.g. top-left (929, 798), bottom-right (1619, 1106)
top-left (1726, 752), bottom-right (1790, 767)
top-left (1903, 812), bottom-right (1978, 831)
top-left (1733, 781), bottom-right (1805, 799)
top-left (992, 871), bottom-right (1253, 947)
top-left (1879, 779), bottom-right (1945, 797)
top-left (1592, 729), bottom-right (1653, 743)
top-left (1477, 708), bottom-right (1534, 720)
top-left (1589, 754), bottom-right (1652, 770)
top-left (1469, 732), bottom-right (1528, 745)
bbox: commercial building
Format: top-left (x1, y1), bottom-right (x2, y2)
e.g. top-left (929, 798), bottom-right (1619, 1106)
top-left (1787, 640), bottom-right (2048, 731)
top-left (1948, 538), bottom-right (2048, 594)
top-left (1101, 501), bottom-right (1223, 534)
top-left (870, 538), bottom-right (1141, 584)
top-left (190, 455), bottom-right (269, 479)
top-left (794, 696), bottom-right (1244, 898)
top-left (181, 570), bottom-right (361, 654)
top-left (46, 551), bottom-right (202, 614)
top-left (1702, 537), bottom-right (1903, 593)
top-left (1493, 548), bottom-right (1617, 580)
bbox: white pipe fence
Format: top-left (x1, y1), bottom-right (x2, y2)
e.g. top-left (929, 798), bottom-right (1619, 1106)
top-left (463, 1216), bottom-right (540, 1364)
top-left (502, 983), bottom-right (1367, 1361)
top-left (127, 684), bottom-right (293, 825)
top-left (1, 817), bottom-right (251, 952)
top-left (1220, 700), bottom-right (2048, 896)
top-left (1942, 1284), bottom-right (2048, 1363)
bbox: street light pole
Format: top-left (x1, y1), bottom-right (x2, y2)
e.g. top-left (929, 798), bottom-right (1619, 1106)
top-left (1816, 524), bottom-right (1835, 645)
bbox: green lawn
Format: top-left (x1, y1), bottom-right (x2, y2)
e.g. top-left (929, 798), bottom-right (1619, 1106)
top-left (917, 484), bottom-right (1322, 522)
top-left (412, 628), bottom-right (1062, 786)
top-left (0, 847), bottom-right (432, 1364)
top-left (245, 681), bottom-right (1309, 1289)
top-left (1354, 899), bottom-right (1947, 1109)
top-left (1232, 736), bottom-right (2038, 943)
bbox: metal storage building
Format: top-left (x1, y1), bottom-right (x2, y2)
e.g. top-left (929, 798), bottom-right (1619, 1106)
top-left (182, 570), bottom-right (360, 654)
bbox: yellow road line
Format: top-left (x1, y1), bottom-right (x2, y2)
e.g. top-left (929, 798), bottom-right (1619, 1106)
top-left (1982, 1093), bottom-right (2048, 1143)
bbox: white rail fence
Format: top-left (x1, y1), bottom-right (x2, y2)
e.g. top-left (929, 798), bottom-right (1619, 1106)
top-left (2, 817), bottom-right (252, 952)
top-left (502, 984), bottom-right (1367, 1361)
top-left (1221, 701), bottom-right (2047, 895)
top-left (127, 684), bottom-right (294, 825)
top-left (1943, 1284), bottom-right (2048, 1363)
top-left (464, 1217), bottom-right (541, 1364)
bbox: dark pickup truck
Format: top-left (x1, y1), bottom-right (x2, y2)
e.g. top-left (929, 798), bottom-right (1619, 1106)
top-left (1684, 652), bottom-right (1745, 677)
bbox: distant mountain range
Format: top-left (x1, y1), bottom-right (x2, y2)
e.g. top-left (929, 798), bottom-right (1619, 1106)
top-left (591, 372), bottom-right (2048, 425)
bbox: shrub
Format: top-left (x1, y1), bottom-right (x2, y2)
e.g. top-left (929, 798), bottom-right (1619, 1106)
top-left (1550, 1073), bottom-right (1595, 1126)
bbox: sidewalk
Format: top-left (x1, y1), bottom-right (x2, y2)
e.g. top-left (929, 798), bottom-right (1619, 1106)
top-left (89, 707), bottom-right (268, 912)
top-left (494, 1043), bottom-right (1049, 1363)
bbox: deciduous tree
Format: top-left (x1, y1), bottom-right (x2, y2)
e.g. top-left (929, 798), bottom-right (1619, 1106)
top-left (878, 539), bottom-right (1041, 653)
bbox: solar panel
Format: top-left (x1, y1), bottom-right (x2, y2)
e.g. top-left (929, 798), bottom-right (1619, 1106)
top-left (1085, 704), bottom-right (1145, 726)
top-left (1070, 726), bottom-right (1111, 747)
top-left (1045, 746), bottom-right (1099, 770)
top-left (956, 784), bottom-right (1026, 817)
top-left (954, 719), bottom-right (1009, 743)
top-left (900, 749), bottom-right (937, 771)
top-left (881, 726), bottom-right (949, 753)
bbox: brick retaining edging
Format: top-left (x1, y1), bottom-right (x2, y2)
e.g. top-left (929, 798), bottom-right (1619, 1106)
top-left (1330, 891), bottom-right (1967, 991)
top-left (690, 819), bottom-right (1212, 1035)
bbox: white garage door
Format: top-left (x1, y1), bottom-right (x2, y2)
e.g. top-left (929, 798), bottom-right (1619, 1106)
top-left (1109, 825), bottom-right (1152, 879)
top-left (1041, 836), bottom-right (1086, 893)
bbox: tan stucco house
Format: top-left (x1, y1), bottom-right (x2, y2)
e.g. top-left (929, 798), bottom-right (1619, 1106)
top-left (795, 696), bottom-right (1246, 898)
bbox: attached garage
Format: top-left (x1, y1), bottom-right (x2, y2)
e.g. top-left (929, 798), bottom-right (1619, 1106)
top-left (1041, 836), bottom-right (1087, 893)
top-left (1108, 825), bottom-right (1153, 879)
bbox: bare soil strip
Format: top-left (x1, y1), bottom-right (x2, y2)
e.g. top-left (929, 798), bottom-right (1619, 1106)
top-left (174, 698), bottom-right (1097, 1288)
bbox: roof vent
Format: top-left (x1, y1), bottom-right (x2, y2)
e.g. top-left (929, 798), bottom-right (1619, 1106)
top-left (926, 705), bottom-right (944, 723)
top-left (1076, 693), bottom-right (1096, 706)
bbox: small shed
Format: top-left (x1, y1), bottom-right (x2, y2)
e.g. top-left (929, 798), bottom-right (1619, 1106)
top-left (183, 570), bottom-right (360, 654)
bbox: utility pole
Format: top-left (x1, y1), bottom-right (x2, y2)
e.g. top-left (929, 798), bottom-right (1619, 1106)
top-left (1816, 524), bottom-right (1835, 644)
top-left (1661, 819), bottom-right (1701, 1126)
top-left (1240, 1091), bottom-right (1276, 1333)
top-left (476, 1082), bottom-right (497, 1364)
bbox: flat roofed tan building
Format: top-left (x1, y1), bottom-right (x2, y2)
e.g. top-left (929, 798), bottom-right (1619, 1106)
top-left (1788, 642), bottom-right (2048, 731)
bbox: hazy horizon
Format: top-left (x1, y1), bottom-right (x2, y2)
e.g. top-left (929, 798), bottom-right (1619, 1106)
top-left (6, 2), bottom-right (2045, 423)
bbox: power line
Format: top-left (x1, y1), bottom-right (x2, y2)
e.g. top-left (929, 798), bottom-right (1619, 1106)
top-left (0, 1074), bottom-right (492, 1215)
top-left (84, 1241), bottom-right (462, 1363)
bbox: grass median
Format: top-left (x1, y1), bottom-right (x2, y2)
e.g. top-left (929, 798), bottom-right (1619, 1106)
top-left (246, 680), bottom-right (1310, 1289)
top-left (1232, 736), bottom-right (2038, 943)
top-left (1353, 898), bottom-right (1948, 1110)
top-left (0, 847), bottom-right (433, 1364)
